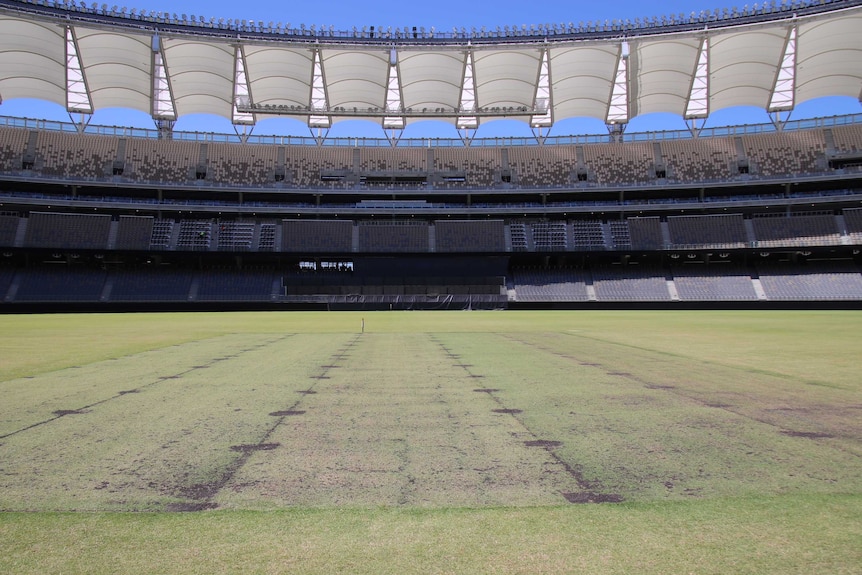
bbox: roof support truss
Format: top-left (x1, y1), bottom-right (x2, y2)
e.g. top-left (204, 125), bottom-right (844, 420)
top-left (309, 49), bottom-right (330, 129)
top-left (151, 34), bottom-right (176, 121)
top-left (685, 37), bottom-right (709, 119)
top-left (606, 41), bottom-right (629, 126)
top-left (769, 26), bottom-right (797, 113)
top-left (232, 46), bottom-right (254, 126)
top-left (457, 51), bottom-right (478, 130)
top-left (531, 48), bottom-right (553, 130)
top-left (65, 26), bottom-right (92, 114)
top-left (383, 48), bottom-right (405, 131)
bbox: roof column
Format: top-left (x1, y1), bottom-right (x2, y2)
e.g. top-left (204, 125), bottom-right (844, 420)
top-left (606, 41), bottom-right (630, 139)
top-left (151, 33), bottom-right (176, 136)
top-left (530, 48), bottom-right (553, 141)
top-left (457, 49), bottom-right (478, 142)
top-left (65, 26), bottom-right (93, 118)
top-left (684, 37), bottom-right (709, 135)
top-left (232, 45), bottom-right (254, 126)
top-left (383, 47), bottom-right (405, 131)
top-left (769, 26), bottom-right (797, 129)
top-left (309, 48), bottom-right (331, 130)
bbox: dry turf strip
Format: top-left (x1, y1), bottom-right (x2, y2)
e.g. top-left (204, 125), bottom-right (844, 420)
top-left (0, 311), bottom-right (860, 574)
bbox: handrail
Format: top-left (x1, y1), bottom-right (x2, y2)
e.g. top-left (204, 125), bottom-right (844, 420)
top-left (3, 113), bottom-right (861, 148)
top-left (1, 0), bottom-right (858, 45)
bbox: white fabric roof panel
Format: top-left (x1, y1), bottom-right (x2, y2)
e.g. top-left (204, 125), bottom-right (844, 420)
top-left (74, 28), bottom-right (152, 114)
top-left (243, 45), bottom-right (313, 109)
top-left (549, 44), bottom-right (620, 121)
top-left (398, 50), bottom-right (464, 125)
top-left (796, 13), bottom-right (862, 104)
top-left (320, 48), bottom-right (389, 119)
top-left (708, 27), bottom-right (789, 113)
top-left (630, 37), bottom-right (701, 118)
top-left (161, 37), bottom-right (234, 118)
top-left (472, 48), bottom-right (541, 110)
top-left (0, 15), bottom-right (65, 106)
top-left (1, 5), bottom-right (861, 128)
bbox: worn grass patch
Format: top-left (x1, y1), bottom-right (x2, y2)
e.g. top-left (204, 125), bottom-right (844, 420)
top-left (0, 311), bottom-right (860, 573)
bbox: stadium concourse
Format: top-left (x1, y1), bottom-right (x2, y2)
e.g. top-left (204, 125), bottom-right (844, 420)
top-left (1, 0), bottom-right (862, 310)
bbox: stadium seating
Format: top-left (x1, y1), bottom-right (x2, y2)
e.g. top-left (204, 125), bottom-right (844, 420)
top-left (195, 269), bottom-right (278, 301)
top-left (570, 220), bottom-right (606, 250)
top-left (282, 220), bottom-right (353, 252)
top-left (24, 212), bottom-right (112, 250)
top-left (667, 214), bottom-right (748, 248)
top-left (216, 221), bottom-right (256, 251)
top-left (434, 220), bottom-right (506, 252)
top-left (14, 266), bottom-right (106, 301)
top-left (756, 262), bottom-right (862, 300)
top-left (661, 137), bottom-right (736, 182)
top-left (627, 217), bottom-right (664, 250)
top-left (109, 268), bottom-right (195, 301)
top-left (0, 214), bottom-right (21, 247)
top-left (672, 265), bottom-right (759, 301)
top-left (512, 268), bottom-right (590, 301)
top-left (357, 221), bottom-right (430, 252)
top-left (751, 213), bottom-right (841, 247)
top-left (742, 131), bottom-right (825, 177)
top-left (591, 265), bottom-right (671, 301)
top-left (2, 115), bottom-right (862, 307)
top-left (1, 118), bottom-right (861, 193)
top-left (176, 220), bottom-right (213, 251)
top-left (115, 216), bottom-right (154, 251)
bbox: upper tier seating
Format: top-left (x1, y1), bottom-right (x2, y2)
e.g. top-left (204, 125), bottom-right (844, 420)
top-left (1, 121), bottom-right (861, 190)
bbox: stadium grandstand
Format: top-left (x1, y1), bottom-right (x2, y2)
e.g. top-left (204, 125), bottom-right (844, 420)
top-left (1, 0), bottom-right (862, 309)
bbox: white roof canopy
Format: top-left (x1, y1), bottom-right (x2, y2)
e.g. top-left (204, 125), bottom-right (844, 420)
top-left (1, 4), bottom-right (861, 131)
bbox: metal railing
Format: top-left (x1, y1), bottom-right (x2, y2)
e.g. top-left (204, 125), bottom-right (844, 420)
top-left (1, 0), bottom-right (858, 45)
top-left (3, 113), bottom-right (861, 148)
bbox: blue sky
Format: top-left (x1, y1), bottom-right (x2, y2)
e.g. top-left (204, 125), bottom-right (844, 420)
top-left (2, 0), bottom-right (860, 138)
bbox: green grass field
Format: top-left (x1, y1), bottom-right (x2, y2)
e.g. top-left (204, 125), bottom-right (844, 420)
top-left (0, 311), bottom-right (860, 574)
